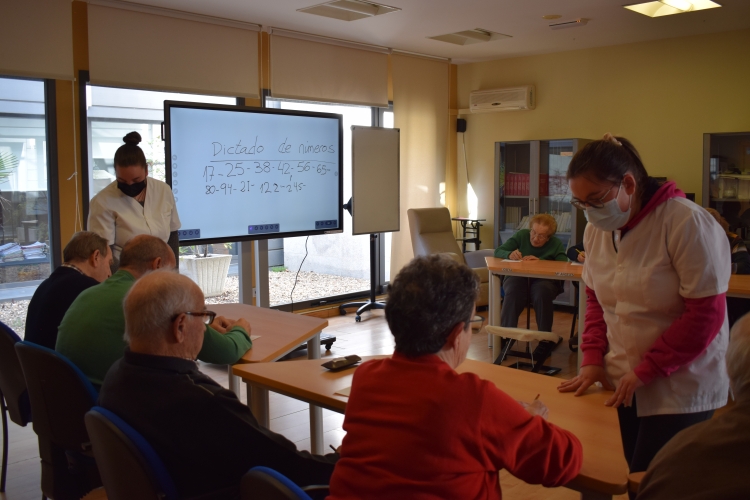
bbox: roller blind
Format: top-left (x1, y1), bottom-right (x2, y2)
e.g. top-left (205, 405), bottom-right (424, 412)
top-left (390, 53), bottom-right (450, 277)
top-left (0, 0), bottom-right (73, 80)
top-left (270, 32), bottom-right (388, 107)
top-left (87, 3), bottom-right (260, 98)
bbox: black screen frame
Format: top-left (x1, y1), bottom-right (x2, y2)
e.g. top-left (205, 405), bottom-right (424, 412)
top-left (164, 100), bottom-right (344, 246)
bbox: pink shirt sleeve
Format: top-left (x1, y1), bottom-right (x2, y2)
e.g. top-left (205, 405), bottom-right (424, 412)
top-left (580, 286), bottom-right (609, 367)
top-left (633, 293), bottom-right (726, 385)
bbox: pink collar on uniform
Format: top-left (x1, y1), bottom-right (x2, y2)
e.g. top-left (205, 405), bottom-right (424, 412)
top-left (620, 180), bottom-right (686, 233)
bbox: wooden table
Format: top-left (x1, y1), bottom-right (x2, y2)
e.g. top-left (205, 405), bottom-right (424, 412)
top-left (211, 303), bottom-right (328, 453)
top-left (233, 356), bottom-right (628, 500)
top-left (485, 257), bottom-right (587, 367)
top-left (728, 274), bottom-right (750, 298)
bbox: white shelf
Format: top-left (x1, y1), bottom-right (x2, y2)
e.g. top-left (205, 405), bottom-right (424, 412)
top-left (719, 174), bottom-right (750, 180)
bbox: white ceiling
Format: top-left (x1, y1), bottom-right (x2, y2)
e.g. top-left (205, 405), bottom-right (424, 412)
top-left (125, 0), bottom-right (750, 63)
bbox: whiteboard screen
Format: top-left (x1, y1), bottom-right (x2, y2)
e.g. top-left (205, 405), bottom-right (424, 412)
top-left (165, 102), bottom-right (343, 244)
top-left (352, 126), bottom-right (400, 235)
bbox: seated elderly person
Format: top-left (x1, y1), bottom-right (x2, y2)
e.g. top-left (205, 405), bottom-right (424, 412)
top-left (25, 231), bottom-right (112, 349)
top-left (707, 207), bottom-right (750, 327)
top-left (327, 255), bottom-right (582, 499)
top-left (100, 270), bottom-right (337, 498)
top-left (56, 234), bottom-right (252, 387)
top-left (636, 313), bottom-right (750, 499)
top-left (495, 213), bottom-right (568, 358)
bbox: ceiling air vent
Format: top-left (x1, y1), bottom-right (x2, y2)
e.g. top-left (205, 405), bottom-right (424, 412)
top-left (428, 28), bottom-right (511, 46)
top-left (298, 0), bottom-right (400, 21)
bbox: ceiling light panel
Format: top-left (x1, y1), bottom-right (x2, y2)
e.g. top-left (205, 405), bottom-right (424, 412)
top-left (298, 0), bottom-right (400, 21)
top-left (428, 29), bottom-right (511, 46)
top-left (624, 0), bottom-right (721, 17)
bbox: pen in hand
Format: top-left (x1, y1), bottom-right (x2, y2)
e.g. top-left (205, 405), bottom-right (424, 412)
top-left (534, 393), bottom-right (540, 401)
top-left (330, 445), bottom-right (337, 453)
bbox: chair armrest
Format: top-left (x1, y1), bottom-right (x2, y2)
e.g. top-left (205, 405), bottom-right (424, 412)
top-left (439, 252), bottom-right (465, 264)
top-left (302, 485), bottom-right (330, 500)
top-left (628, 471), bottom-right (646, 494)
top-left (464, 249), bottom-right (494, 269)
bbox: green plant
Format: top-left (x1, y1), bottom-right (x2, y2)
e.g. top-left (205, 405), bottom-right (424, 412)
top-left (0, 151), bottom-right (18, 184)
top-left (271, 265), bottom-right (287, 272)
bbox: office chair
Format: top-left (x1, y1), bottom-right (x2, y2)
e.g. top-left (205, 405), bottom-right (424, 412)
top-left (0, 321), bottom-right (32, 492)
top-left (85, 407), bottom-right (178, 500)
top-left (241, 466), bottom-right (329, 500)
top-left (15, 341), bottom-right (101, 500)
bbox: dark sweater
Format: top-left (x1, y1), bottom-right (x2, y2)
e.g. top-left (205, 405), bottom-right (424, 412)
top-left (24, 266), bottom-right (98, 348)
top-left (99, 350), bottom-right (337, 499)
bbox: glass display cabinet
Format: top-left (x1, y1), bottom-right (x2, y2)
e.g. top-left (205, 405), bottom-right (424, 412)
top-left (494, 139), bottom-right (590, 306)
top-left (703, 132), bottom-right (750, 240)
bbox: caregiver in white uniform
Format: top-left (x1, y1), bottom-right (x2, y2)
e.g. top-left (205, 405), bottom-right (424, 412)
top-left (558, 134), bottom-right (730, 477)
top-left (88, 132), bottom-right (181, 269)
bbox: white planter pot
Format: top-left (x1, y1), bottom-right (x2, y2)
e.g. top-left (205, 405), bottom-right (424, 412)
top-left (180, 254), bottom-right (232, 298)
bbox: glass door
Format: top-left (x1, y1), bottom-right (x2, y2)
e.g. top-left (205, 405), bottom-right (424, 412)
top-left (497, 141), bottom-right (533, 246)
top-left (539, 140), bottom-right (575, 250)
top-left (706, 133), bottom-right (750, 242)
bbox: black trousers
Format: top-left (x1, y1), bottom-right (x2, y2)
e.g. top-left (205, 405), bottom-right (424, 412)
top-left (500, 276), bottom-right (563, 331)
top-left (617, 396), bottom-right (713, 474)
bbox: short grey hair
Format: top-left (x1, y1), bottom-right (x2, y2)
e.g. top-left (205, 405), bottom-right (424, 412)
top-left (728, 314), bottom-right (750, 402)
top-left (123, 270), bottom-right (201, 347)
top-left (386, 254), bottom-right (479, 357)
top-left (63, 231), bottom-right (109, 263)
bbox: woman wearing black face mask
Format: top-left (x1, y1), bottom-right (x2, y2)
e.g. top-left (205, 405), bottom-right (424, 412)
top-left (88, 131), bottom-right (181, 270)
top-left (556, 134), bottom-right (730, 488)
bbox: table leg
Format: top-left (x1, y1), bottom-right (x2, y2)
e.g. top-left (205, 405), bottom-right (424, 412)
top-left (248, 384), bottom-right (270, 428)
top-left (489, 271), bottom-right (502, 349)
top-left (307, 333), bottom-right (324, 455)
top-left (227, 365), bottom-right (240, 397)
top-left (577, 279), bottom-right (587, 371)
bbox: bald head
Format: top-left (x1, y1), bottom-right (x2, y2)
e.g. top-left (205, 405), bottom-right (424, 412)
top-left (119, 235), bottom-right (175, 277)
top-left (728, 314), bottom-right (750, 402)
top-left (124, 271), bottom-right (204, 358)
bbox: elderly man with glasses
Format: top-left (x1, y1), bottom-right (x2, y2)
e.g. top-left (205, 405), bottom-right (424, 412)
top-left (56, 234), bottom-right (252, 387)
top-left (494, 213), bottom-right (568, 359)
top-left (99, 270), bottom-right (338, 499)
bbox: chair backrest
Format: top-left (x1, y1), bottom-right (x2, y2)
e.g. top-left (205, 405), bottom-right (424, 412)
top-left (15, 341), bottom-right (98, 451)
top-left (241, 467), bottom-right (312, 500)
top-left (85, 407), bottom-right (178, 500)
top-left (407, 207), bottom-right (466, 263)
top-left (0, 321), bottom-right (31, 427)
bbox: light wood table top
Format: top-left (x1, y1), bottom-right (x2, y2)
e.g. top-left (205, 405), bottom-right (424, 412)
top-left (728, 274), bottom-right (750, 298)
top-left (233, 356), bottom-right (628, 496)
top-left (486, 257), bottom-right (584, 280)
top-left (211, 303), bottom-right (328, 363)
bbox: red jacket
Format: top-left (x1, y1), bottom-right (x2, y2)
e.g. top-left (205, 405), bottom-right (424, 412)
top-left (328, 353), bottom-right (582, 499)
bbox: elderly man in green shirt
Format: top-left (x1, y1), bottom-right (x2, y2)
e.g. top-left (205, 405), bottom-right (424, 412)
top-left (494, 213), bottom-right (567, 361)
top-left (56, 235), bottom-right (252, 387)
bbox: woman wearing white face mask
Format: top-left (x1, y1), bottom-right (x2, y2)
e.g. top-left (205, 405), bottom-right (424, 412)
top-left (88, 132), bottom-right (181, 270)
top-left (557, 134), bottom-right (731, 479)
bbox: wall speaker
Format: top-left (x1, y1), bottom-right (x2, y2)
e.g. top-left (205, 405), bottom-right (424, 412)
top-left (457, 118), bottom-right (467, 133)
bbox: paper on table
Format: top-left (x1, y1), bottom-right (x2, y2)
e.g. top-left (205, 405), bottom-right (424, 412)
top-left (250, 335), bottom-right (261, 341)
top-left (334, 386), bottom-right (351, 397)
top-left (570, 262), bottom-right (583, 266)
top-left (501, 259), bottom-right (518, 262)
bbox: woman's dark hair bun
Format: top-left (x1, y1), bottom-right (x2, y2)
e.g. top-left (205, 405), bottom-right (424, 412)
top-left (123, 131), bottom-right (142, 145)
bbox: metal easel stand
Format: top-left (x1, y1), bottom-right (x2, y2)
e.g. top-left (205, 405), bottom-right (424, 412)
top-left (339, 233), bottom-right (385, 322)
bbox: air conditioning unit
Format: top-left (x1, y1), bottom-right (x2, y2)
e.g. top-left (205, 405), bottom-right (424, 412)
top-left (470, 86), bottom-right (535, 112)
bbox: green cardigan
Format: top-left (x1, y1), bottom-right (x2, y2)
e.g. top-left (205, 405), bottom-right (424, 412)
top-left (56, 269), bottom-right (252, 386)
top-left (494, 229), bottom-right (568, 261)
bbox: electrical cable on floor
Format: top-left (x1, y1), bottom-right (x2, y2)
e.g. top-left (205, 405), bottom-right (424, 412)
top-left (290, 235), bottom-right (310, 313)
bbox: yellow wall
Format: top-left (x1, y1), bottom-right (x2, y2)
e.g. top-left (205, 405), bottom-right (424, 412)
top-left (457, 28), bottom-right (750, 245)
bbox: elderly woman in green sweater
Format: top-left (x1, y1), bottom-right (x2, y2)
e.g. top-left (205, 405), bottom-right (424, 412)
top-left (495, 213), bottom-right (567, 356)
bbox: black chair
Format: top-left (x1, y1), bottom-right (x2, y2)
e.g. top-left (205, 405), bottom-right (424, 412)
top-left (241, 467), bottom-right (329, 500)
top-left (85, 406), bottom-right (179, 500)
top-left (0, 321), bottom-right (32, 492)
top-left (15, 341), bottom-right (101, 500)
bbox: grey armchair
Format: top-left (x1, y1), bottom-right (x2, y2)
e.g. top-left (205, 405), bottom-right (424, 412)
top-left (407, 207), bottom-right (492, 307)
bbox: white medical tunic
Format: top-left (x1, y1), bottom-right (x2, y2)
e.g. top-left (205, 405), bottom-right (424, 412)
top-left (88, 177), bottom-right (181, 261)
top-left (583, 197), bottom-right (730, 417)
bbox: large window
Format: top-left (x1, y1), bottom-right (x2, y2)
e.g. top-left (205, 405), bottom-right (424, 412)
top-left (0, 76), bottom-right (53, 333)
top-left (265, 98), bottom-right (372, 307)
top-left (86, 86), bottom-right (235, 199)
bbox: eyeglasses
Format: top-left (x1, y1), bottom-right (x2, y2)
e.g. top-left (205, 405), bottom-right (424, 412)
top-left (529, 229), bottom-right (550, 242)
top-left (570, 184), bottom-right (619, 210)
top-left (171, 310), bottom-right (216, 324)
top-left (469, 316), bottom-right (484, 327)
